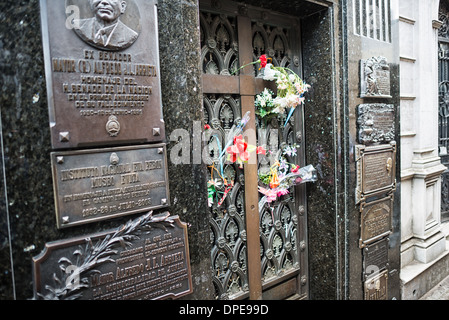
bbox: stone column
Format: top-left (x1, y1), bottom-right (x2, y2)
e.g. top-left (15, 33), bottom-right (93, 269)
top-left (399, 0), bottom-right (449, 300)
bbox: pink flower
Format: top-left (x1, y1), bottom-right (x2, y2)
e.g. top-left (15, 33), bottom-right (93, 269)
top-left (276, 189), bottom-right (290, 197)
top-left (227, 135), bottom-right (249, 163)
top-left (256, 146), bottom-right (266, 155)
top-left (258, 187), bottom-right (278, 203)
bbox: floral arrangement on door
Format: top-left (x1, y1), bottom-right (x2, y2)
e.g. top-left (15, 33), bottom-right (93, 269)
top-left (205, 55), bottom-right (317, 208)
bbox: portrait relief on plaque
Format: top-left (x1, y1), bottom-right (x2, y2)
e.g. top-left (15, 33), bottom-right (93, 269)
top-left (67, 0), bottom-right (141, 51)
top-left (355, 142), bottom-right (396, 204)
top-left (40, 0), bottom-right (164, 149)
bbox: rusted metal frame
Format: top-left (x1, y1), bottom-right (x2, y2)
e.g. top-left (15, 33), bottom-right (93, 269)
top-left (237, 15), bottom-right (263, 301)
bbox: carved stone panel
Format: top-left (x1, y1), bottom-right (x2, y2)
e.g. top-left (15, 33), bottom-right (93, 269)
top-left (355, 142), bottom-right (396, 203)
top-left (32, 212), bottom-right (193, 300)
top-left (51, 144), bottom-right (169, 228)
top-left (40, 0), bottom-right (165, 149)
top-left (359, 195), bottom-right (393, 248)
top-left (360, 56), bottom-right (392, 99)
top-left (357, 103), bottom-right (395, 144)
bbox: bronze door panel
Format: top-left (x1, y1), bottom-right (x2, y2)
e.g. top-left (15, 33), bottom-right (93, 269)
top-left (200, 0), bottom-right (308, 300)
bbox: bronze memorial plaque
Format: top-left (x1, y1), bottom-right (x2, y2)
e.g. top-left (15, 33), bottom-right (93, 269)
top-left (357, 103), bottom-right (395, 145)
top-left (359, 195), bottom-right (393, 248)
top-left (360, 56), bottom-right (392, 99)
top-left (40, 0), bottom-right (165, 149)
top-left (363, 237), bottom-right (389, 279)
top-left (32, 212), bottom-right (193, 300)
top-left (51, 144), bottom-right (169, 228)
top-left (355, 142), bottom-right (396, 203)
top-left (364, 269), bottom-right (388, 300)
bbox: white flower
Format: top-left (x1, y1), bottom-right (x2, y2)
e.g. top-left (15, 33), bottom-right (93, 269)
top-left (263, 64), bottom-right (279, 81)
top-left (284, 93), bottom-right (298, 107)
top-left (295, 82), bottom-right (311, 95)
top-left (276, 73), bottom-right (290, 90)
top-left (273, 96), bottom-right (288, 113)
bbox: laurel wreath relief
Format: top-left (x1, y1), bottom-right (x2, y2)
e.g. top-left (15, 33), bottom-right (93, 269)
top-left (36, 211), bottom-right (175, 300)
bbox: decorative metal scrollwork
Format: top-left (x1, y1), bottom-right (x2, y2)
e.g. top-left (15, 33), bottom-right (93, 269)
top-left (256, 67), bottom-right (301, 285)
top-left (204, 94), bottom-right (248, 299)
top-left (252, 22), bottom-right (291, 76)
top-left (259, 202), bottom-right (299, 283)
top-left (201, 4), bottom-right (306, 299)
top-left (200, 12), bottom-right (239, 75)
top-left (440, 11), bottom-right (449, 39)
top-left (440, 6), bottom-right (449, 222)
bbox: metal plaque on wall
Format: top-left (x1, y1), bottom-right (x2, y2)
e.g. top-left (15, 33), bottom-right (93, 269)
top-left (32, 212), bottom-right (193, 300)
top-left (51, 144), bottom-right (169, 228)
top-left (363, 237), bottom-right (389, 279)
top-left (357, 103), bottom-right (395, 145)
top-left (360, 56), bottom-right (392, 99)
top-left (355, 142), bottom-right (396, 203)
top-left (40, 0), bottom-right (165, 149)
top-left (364, 269), bottom-right (388, 300)
top-left (359, 195), bottom-right (393, 248)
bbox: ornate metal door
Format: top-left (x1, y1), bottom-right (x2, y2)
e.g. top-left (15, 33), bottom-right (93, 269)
top-left (200, 0), bottom-right (308, 300)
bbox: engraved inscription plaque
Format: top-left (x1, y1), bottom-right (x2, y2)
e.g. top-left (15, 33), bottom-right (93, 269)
top-left (359, 196), bottom-right (393, 248)
top-left (360, 56), bottom-right (392, 99)
top-left (357, 104), bottom-right (395, 144)
top-left (40, 0), bottom-right (165, 149)
top-left (363, 238), bottom-right (389, 279)
top-left (355, 142), bottom-right (396, 203)
top-left (32, 212), bottom-right (193, 300)
top-left (51, 144), bottom-right (169, 228)
top-left (364, 269), bottom-right (388, 300)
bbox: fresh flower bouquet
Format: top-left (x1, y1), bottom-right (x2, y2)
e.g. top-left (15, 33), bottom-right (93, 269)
top-left (254, 88), bottom-right (277, 121)
top-left (258, 145), bottom-right (317, 207)
top-left (205, 54), bottom-right (316, 209)
top-left (205, 113), bottom-right (267, 207)
top-left (234, 54), bottom-right (311, 126)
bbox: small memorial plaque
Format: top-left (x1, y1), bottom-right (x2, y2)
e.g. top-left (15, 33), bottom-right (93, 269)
top-left (40, 0), bottom-right (165, 149)
top-left (51, 144), bottom-right (169, 228)
top-left (32, 212), bottom-right (193, 300)
top-left (364, 269), bottom-right (388, 300)
top-left (355, 142), bottom-right (396, 203)
top-left (357, 104), bottom-right (395, 144)
top-left (359, 196), bottom-right (393, 248)
top-left (360, 56), bottom-right (392, 99)
top-left (363, 238), bottom-right (389, 279)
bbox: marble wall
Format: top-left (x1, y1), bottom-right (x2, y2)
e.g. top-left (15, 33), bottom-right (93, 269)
top-left (0, 0), bottom-right (402, 300)
top-left (0, 0), bottom-right (214, 300)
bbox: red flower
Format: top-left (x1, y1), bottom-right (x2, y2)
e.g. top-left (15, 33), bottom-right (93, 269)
top-left (259, 54), bottom-right (268, 70)
top-left (204, 124), bottom-right (211, 130)
top-left (256, 146), bottom-right (266, 155)
top-left (227, 135), bottom-right (249, 163)
top-left (291, 165), bottom-right (299, 173)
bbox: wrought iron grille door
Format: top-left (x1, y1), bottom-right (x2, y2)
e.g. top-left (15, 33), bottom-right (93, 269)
top-left (439, 7), bottom-right (449, 223)
top-left (200, 0), bottom-right (308, 300)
